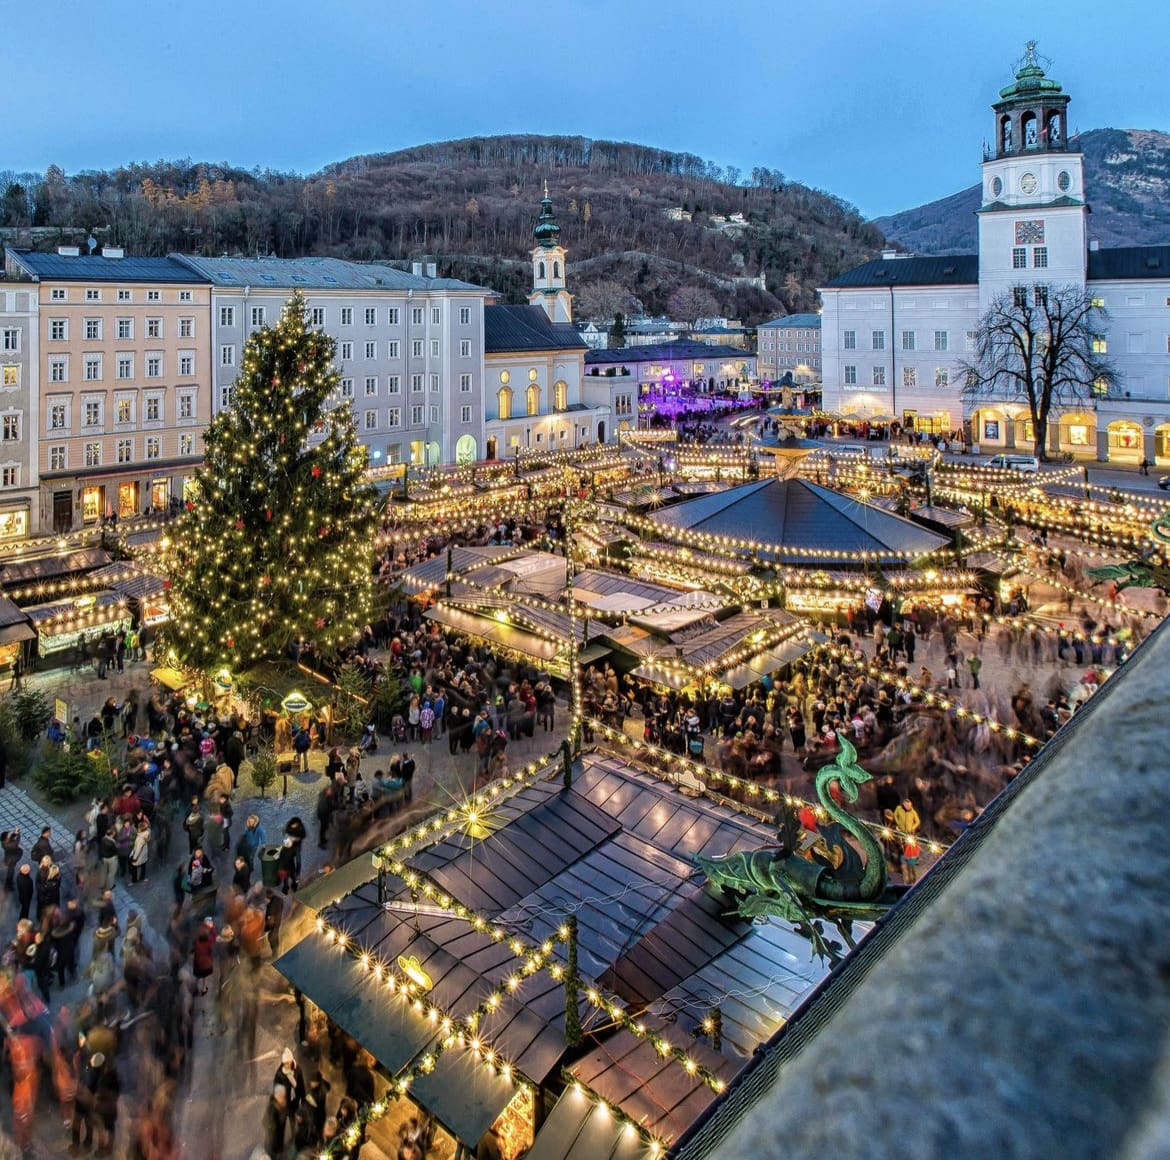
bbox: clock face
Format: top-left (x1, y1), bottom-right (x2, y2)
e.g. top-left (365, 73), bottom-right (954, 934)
top-left (1058, 170), bottom-right (1072, 192)
top-left (1019, 172), bottom-right (1038, 196)
top-left (991, 176), bottom-right (1003, 198)
top-left (1015, 219), bottom-right (1046, 245)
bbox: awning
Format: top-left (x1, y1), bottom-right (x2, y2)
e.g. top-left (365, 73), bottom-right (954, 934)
top-left (274, 933), bottom-right (436, 1075)
top-left (720, 637), bottom-right (817, 690)
top-left (150, 667), bottom-right (191, 692)
top-left (424, 605), bottom-right (560, 662)
top-left (526, 1088), bottom-right (653, 1160)
top-left (88, 562), bottom-right (168, 601)
top-left (294, 855), bottom-right (378, 913)
top-left (629, 662), bottom-right (693, 691)
top-left (1, 547), bottom-right (111, 585)
top-left (577, 642), bottom-right (613, 666)
top-left (406, 1047), bottom-right (516, 1148)
top-left (0, 622), bottom-right (36, 645)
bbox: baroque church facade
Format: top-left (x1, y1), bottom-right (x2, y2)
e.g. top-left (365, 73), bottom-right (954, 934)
top-left (821, 45), bottom-right (1170, 464)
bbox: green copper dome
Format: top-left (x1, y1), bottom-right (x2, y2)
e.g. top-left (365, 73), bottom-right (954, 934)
top-left (533, 181), bottom-right (561, 249)
top-left (999, 42), bottom-right (1064, 101)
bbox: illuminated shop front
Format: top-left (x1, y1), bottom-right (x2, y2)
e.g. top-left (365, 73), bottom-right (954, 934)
top-left (26, 593), bottom-right (132, 657)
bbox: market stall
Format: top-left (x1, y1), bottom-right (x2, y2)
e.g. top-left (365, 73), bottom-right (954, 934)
top-left (26, 592), bottom-right (131, 658)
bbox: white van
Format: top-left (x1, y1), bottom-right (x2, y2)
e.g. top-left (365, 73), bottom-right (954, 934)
top-left (985, 453), bottom-right (1040, 473)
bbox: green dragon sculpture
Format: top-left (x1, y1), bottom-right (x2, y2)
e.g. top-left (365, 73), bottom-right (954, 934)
top-left (695, 733), bottom-right (900, 963)
top-left (1085, 560), bottom-right (1170, 594)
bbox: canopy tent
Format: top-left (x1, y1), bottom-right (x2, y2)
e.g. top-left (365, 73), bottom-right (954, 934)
top-left (718, 635), bottom-right (819, 690)
top-left (0, 546), bottom-right (110, 586)
top-left (406, 1048), bottom-right (517, 1150)
top-left (149, 667), bottom-right (191, 692)
top-left (424, 605), bottom-right (561, 663)
top-left (0, 597), bottom-right (34, 646)
top-left (525, 1088), bottom-right (655, 1160)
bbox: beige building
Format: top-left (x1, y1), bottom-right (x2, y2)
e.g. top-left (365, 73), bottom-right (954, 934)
top-left (4, 248), bottom-right (211, 532)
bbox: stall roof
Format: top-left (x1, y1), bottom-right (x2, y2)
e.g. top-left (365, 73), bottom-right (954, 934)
top-left (526, 1089), bottom-right (654, 1160)
top-left (0, 597), bottom-right (34, 644)
top-left (88, 562), bottom-right (168, 601)
top-left (397, 547), bottom-right (520, 591)
top-left (406, 1046), bottom-right (517, 1149)
top-left (719, 636), bottom-right (818, 691)
top-left (0, 547), bottom-right (110, 585)
top-left (647, 478), bottom-right (948, 563)
top-left (25, 591), bottom-right (125, 625)
top-left (149, 666), bottom-right (190, 692)
top-left (424, 605), bottom-right (561, 662)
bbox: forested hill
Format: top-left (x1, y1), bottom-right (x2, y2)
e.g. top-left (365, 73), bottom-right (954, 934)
top-left (0, 134), bottom-right (885, 323)
top-left (875, 127), bottom-right (1170, 254)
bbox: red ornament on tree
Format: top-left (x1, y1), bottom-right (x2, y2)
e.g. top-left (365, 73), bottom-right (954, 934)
top-left (314, 617), bottom-right (326, 629)
top-left (260, 574), bottom-right (272, 587)
top-left (234, 519), bottom-right (244, 531)
top-left (162, 579), bottom-right (172, 590)
top-left (226, 636), bottom-right (234, 649)
top-left (318, 526), bottom-right (329, 538)
top-left (185, 501), bottom-right (195, 512)
top-left (298, 362), bottom-right (307, 373)
top-left (265, 508), bottom-right (273, 520)
top-left (311, 465), bottom-right (321, 478)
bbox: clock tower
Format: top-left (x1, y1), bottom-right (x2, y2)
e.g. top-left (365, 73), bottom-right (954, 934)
top-left (529, 182), bottom-right (573, 324)
top-left (978, 43), bottom-right (1088, 308)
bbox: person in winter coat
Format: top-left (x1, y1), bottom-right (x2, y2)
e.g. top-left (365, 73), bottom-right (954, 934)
top-left (114, 817), bottom-right (135, 880)
top-left (30, 827), bottom-right (53, 865)
top-left (274, 1047), bottom-right (305, 1113)
top-left (263, 1084), bottom-right (290, 1159)
top-left (236, 815), bottom-right (266, 871)
top-left (15, 864), bottom-right (33, 921)
top-left (130, 820), bottom-right (151, 883)
top-left (192, 918), bottom-right (216, 994)
top-left (276, 838), bottom-right (298, 895)
top-left (2, 829), bottom-right (22, 891)
top-left (35, 860), bottom-right (61, 921)
top-left (223, 729), bottom-right (246, 788)
top-left (182, 799), bottom-right (205, 854)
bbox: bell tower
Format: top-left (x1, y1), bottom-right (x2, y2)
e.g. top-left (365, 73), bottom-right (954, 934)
top-left (978, 43), bottom-right (1088, 307)
top-left (529, 182), bottom-right (573, 324)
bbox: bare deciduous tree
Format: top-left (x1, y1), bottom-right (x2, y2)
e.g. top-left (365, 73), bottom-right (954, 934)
top-left (960, 285), bottom-right (1116, 460)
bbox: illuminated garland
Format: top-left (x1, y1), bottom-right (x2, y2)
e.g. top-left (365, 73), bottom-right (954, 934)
top-left (560, 1072), bottom-right (666, 1155)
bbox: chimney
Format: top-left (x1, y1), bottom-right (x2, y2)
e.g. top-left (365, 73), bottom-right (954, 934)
top-left (100, 247), bottom-right (124, 259)
top-left (1088, 238), bottom-right (1100, 252)
top-left (411, 261), bottom-right (423, 277)
top-left (57, 246), bottom-right (80, 257)
top-left (426, 262), bottom-right (437, 278)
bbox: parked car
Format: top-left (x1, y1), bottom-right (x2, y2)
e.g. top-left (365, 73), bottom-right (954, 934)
top-left (985, 454), bottom-right (1040, 473)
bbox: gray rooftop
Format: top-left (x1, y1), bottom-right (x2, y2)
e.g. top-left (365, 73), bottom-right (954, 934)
top-left (758, 313), bottom-right (822, 329)
top-left (5, 248), bottom-right (206, 284)
top-left (484, 304), bottom-right (587, 353)
top-left (170, 254), bottom-right (486, 293)
top-left (822, 254), bottom-right (979, 289)
top-left (1087, 243), bottom-right (1170, 281)
top-left (586, 341), bottom-right (754, 365)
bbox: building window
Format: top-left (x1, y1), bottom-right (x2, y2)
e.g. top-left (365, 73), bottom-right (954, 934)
top-left (407, 307), bottom-right (421, 326)
top-left (460, 373), bottom-right (472, 393)
top-left (429, 405), bottom-right (439, 423)
top-left (49, 319), bottom-right (67, 341)
top-left (843, 330), bottom-right (856, 350)
top-left (0, 466), bottom-right (18, 490)
top-left (220, 306), bottom-right (236, 327)
top-left (497, 387), bottom-right (512, 420)
top-left (364, 410), bottom-right (377, 430)
top-left (179, 290), bottom-right (192, 302)
top-left (431, 307), bottom-right (441, 325)
top-left (0, 330), bottom-right (16, 355)
top-left (935, 367), bottom-right (950, 387)
top-left (461, 405), bottom-right (472, 424)
top-left (0, 367), bottom-right (15, 388)
top-left (1033, 247), bottom-right (1048, 268)
top-left (410, 405), bottom-right (424, 425)
top-left (49, 445), bottom-right (66, 470)
top-left (146, 290), bottom-right (160, 302)
top-left (364, 341), bottom-right (376, 360)
top-left (85, 442), bottom-right (101, 467)
top-left (387, 408), bottom-right (401, 427)
top-left (147, 318), bottom-right (161, 339)
top-left (872, 366), bottom-right (886, 386)
top-left (218, 385), bottom-right (233, 410)
top-left (84, 356), bottom-right (102, 382)
top-left (430, 374), bottom-right (439, 392)
top-left (871, 330), bottom-right (885, 351)
top-left (411, 374), bottom-right (423, 393)
top-left (179, 355), bottom-right (194, 376)
top-left (459, 307), bottom-right (471, 325)
top-left (387, 307), bottom-right (400, 326)
top-left (179, 433), bottom-right (194, 456)
top-left (934, 330), bottom-right (948, 351)
top-left (903, 367), bottom-right (917, 388)
top-left (553, 380), bottom-right (568, 410)
top-left (144, 355), bottom-right (161, 378)
top-left (340, 378), bottom-right (354, 398)
top-left (430, 339), bottom-right (440, 357)
top-left (339, 342), bottom-right (352, 361)
top-left (460, 339), bottom-right (471, 357)
top-left (85, 318), bottom-right (102, 341)
top-left (179, 318), bottom-right (194, 338)
top-left (388, 341), bottom-right (400, 359)
top-left (51, 288), bottom-right (66, 301)
top-left (145, 395), bottom-right (161, 422)
top-left (364, 307), bottom-right (377, 326)
top-left (844, 365), bottom-right (857, 385)
top-left (49, 402), bottom-right (68, 429)
top-left (178, 393), bottom-right (194, 420)
top-left (116, 356), bottom-right (133, 380)
top-left (221, 345), bottom-right (235, 367)
top-left (116, 438), bottom-right (133, 464)
top-left (965, 330), bottom-right (978, 352)
top-left (116, 397), bottom-right (133, 424)
top-left (1091, 334), bottom-right (1108, 354)
top-left (86, 289), bottom-right (100, 301)
top-left (340, 307), bottom-right (353, 326)
top-left (1, 415), bottom-right (19, 441)
top-left (145, 436), bottom-right (160, 460)
top-left (412, 340), bottom-right (423, 358)
top-left (1013, 286), bottom-right (1029, 308)
top-left (117, 317), bottom-right (133, 340)
top-left (364, 376), bottom-right (378, 396)
top-left (250, 307), bottom-right (266, 327)
top-left (526, 384), bottom-right (540, 415)
top-left (388, 375), bottom-right (400, 394)
top-left (1012, 247), bottom-right (1027, 269)
top-left (902, 330), bottom-right (915, 351)
top-left (1034, 285), bottom-right (1048, 308)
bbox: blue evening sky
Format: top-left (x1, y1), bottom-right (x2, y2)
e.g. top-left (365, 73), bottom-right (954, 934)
top-left (3, 0), bottom-right (1167, 219)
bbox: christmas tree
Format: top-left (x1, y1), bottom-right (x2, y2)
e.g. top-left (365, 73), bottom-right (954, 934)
top-left (163, 293), bottom-right (380, 671)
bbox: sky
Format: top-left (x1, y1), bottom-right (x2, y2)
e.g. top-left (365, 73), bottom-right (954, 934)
top-left (3, 0), bottom-right (1169, 219)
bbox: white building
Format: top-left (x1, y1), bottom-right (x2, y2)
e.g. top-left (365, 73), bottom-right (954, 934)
top-left (757, 313), bottom-right (822, 384)
top-left (174, 255), bottom-right (490, 468)
top-left (821, 44), bottom-right (1170, 462)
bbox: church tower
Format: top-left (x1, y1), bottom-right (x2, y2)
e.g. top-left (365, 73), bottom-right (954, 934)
top-left (529, 183), bottom-right (573, 324)
top-left (978, 43), bottom-right (1088, 308)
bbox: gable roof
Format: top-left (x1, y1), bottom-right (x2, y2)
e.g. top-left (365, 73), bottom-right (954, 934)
top-left (171, 254), bottom-right (485, 292)
top-left (484, 304), bottom-right (587, 353)
top-left (822, 254), bottom-right (978, 289)
top-left (647, 478), bottom-right (948, 563)
top-left (5, 249), bottom-right (206, 284)
top-left (758, 313), bottom-right (822, 329)
top-left (1088, 243), bottom-right (1170, 281)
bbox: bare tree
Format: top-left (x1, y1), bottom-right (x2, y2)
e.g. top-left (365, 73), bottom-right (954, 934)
top-left (960, 285), bottom-right (1116, 460)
